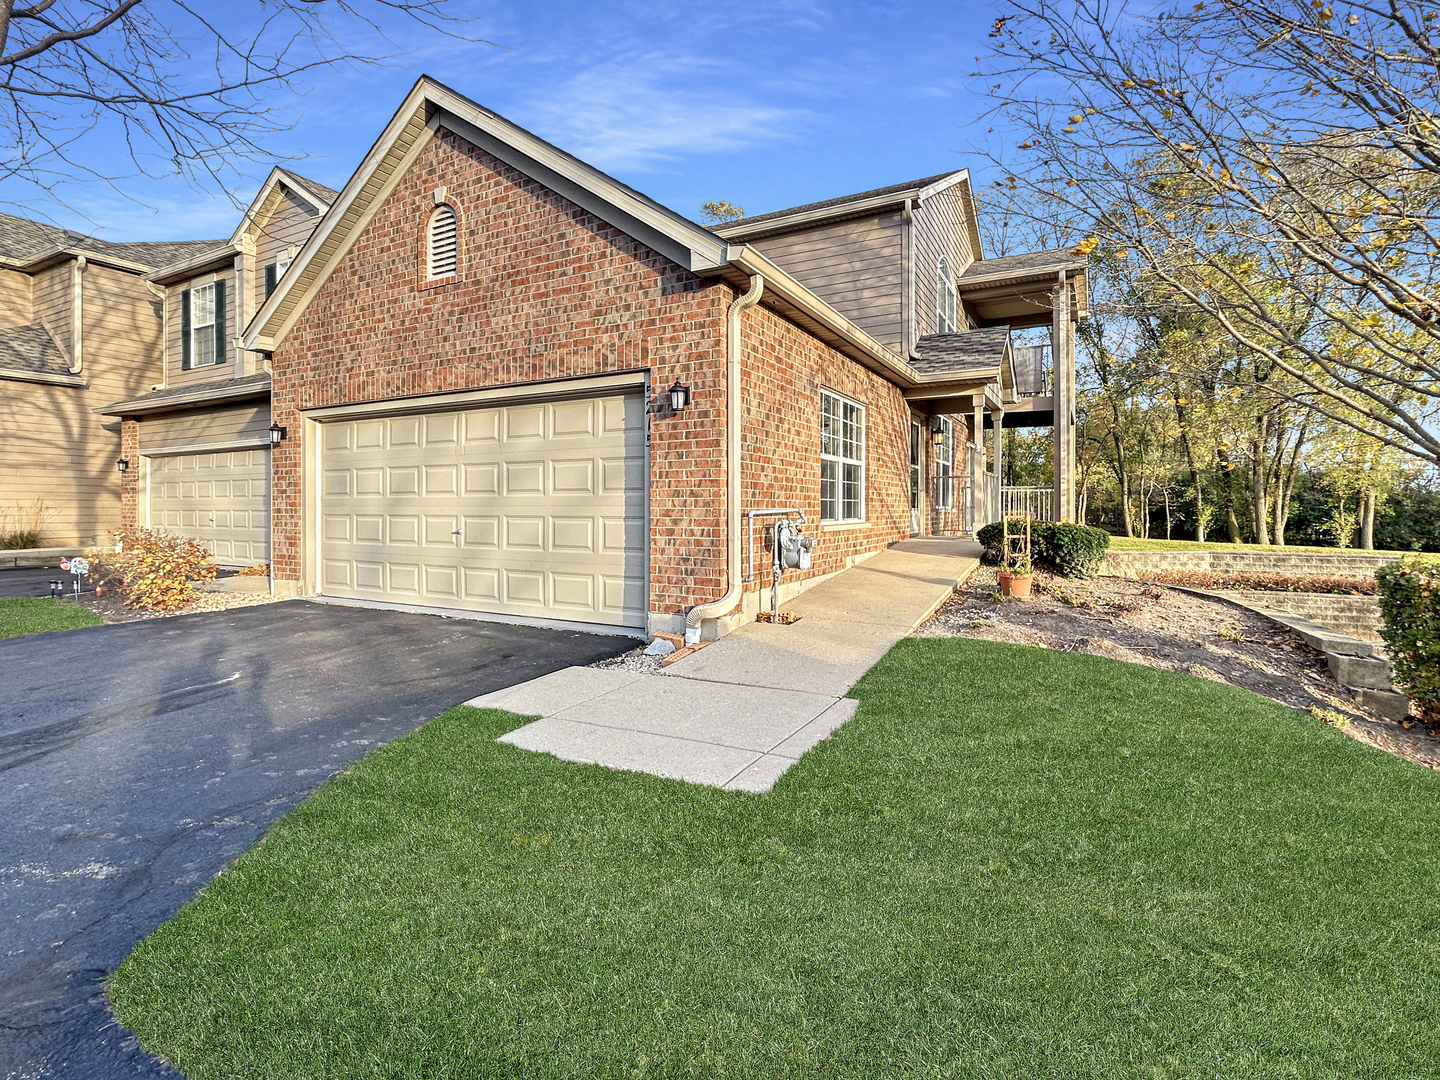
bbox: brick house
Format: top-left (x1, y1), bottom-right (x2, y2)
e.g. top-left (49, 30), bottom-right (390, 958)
top-left (118, 76), bottom-right (1085, 640)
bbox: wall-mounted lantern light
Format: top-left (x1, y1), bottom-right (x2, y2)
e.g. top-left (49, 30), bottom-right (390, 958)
top-left (268, 422), bottom-right (287, 446)
top-left (668, 379), bottom-right (691, 412)
top-left (930, 421), bottom-right (946, 446)
top-left (116, 457), bottom-right (130, 473)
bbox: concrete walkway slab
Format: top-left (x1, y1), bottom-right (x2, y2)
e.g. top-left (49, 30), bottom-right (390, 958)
top-left (485, 537), bottom-right (981, 793)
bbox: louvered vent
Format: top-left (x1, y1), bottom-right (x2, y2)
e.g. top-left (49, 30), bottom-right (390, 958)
top-left (427, 204), bottom-right (458, 278)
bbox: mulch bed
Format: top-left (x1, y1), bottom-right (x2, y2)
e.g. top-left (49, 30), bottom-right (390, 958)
top-left (917, 567), bottom-right (1440, 772)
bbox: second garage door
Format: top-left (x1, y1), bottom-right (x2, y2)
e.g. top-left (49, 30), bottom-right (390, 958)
top-left (148, 449), bottom-right (270, 566)
top-left (319, 392), bottom-right (647, 630)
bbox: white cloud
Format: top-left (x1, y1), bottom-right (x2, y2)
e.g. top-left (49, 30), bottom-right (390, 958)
top-left (517, 55), bottom-right (806, 171)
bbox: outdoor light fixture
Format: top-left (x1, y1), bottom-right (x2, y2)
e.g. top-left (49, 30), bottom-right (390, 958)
top-left (115, 457), bottom-right (130, 473)
top-left (268, 422), bottom-right (287, 446)
top-left (930, 422), bottom-right (946, 446)
top-left (667, 379), bottom-right (691, 412)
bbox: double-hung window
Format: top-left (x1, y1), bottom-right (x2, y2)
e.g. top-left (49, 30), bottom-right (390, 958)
top-left (180, 279), bottom-right (225, 370)
top-left (820, 390), bottom-right (865, 523)
top-left (934, 416), bottom-right (954, 509)
top-left (937, 257), bottom-right (958, 334)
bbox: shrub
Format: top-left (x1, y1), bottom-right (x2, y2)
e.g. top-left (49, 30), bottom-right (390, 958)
top-left (87, 529), bottom-right (216, 612)
top-left (1376, 554), bottom-right (1440, 723)
top-left (977, 520), bottom-right (1111, 578)
top-left (1144, 570), bottom-right (1377, 595)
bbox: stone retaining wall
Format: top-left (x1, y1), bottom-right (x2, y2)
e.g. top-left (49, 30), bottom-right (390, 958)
top-left (1104, 549), bottom-right (1398, 579)
top-left (1225, 590), bottom-right (1384, 643)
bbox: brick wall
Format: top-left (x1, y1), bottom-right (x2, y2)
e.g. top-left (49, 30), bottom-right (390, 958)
top-left (120, 418), bottom-right (138, 531)
top-left (270, 126), bottom-right (732, 615)
top-left (267, 124), bottom-right (939, 624)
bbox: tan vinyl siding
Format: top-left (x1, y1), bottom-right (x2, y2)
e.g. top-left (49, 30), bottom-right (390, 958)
top-left (0, 263), bottom-right (162, 545)
top-left (32, 262), bottom-right (72, 359)
top-left (913, 189), bottom-right (977, 338)
top-left (0, 267), bottom-right (33, 327)
top-left (252, 185), bottom-right (322, 314)
top-left (164, 268), bottom-right (237, 386)
top-left (750, 213), bottom-right (906, 353)
top-left (139, 400), bottom-right (271, 450)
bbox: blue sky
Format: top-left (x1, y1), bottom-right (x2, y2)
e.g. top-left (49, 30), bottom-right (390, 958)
top-left (47, 1), bottom-right (1010, 243)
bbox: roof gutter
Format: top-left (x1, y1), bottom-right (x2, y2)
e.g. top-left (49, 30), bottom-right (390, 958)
top-left (98, 375), bottom-right (272, 417)
top-left (685, 272), bottom-right (764, 644)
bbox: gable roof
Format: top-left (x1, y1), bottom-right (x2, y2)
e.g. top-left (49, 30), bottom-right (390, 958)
top-left (0, 212), bottom-right (222, 274)
top-left (245, 75), bottom-right (732, 353)
top-left (713, 171), bottom-right (984, 257)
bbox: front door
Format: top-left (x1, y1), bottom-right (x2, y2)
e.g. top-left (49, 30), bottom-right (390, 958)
top-left (909, 417), bottom-right (923, 535)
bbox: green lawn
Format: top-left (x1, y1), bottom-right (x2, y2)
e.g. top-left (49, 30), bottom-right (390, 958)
top-left (1105, 535), bottom-right (1407, 556)
top-left (0, 596), bottom-right (104, 640)
top-left (111, 638), bottom-right (1440, 1079)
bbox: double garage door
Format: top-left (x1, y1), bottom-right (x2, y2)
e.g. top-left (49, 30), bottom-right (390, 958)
top-left (319, 392), bottom-right (647, 631)
top-left (148, 449), bottom-right (270, 566)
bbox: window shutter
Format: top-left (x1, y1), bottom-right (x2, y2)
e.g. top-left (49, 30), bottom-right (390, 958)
top-left (214, 279), bottom-right (226, 364)
top-left (180, 288), bottom-right (191, 370)
top-left (428, 205), bottom-right (458, 278)
top-left (264, 262), bottom-right (276, 299)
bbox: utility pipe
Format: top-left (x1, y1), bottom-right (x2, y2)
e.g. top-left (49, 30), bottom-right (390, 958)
top-left (685, 273), bottom-right (764, 646)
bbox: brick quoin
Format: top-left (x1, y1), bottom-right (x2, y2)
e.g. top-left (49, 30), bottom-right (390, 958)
top-left (119, 419), bottom-right (139, 532)
top-left (269, 124), bottom-right (950, 624)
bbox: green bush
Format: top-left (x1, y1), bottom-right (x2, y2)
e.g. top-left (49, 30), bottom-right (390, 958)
top-left (1376, 554), bottom-right (1440, 723)
top-left (977, 520), bottom-right (1111, 578)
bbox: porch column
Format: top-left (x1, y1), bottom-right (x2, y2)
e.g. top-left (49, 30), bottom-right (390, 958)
top-left (990, 406), bottom-right (1003, 525)
top-left (1051, 272), bottom-right (1077, 522)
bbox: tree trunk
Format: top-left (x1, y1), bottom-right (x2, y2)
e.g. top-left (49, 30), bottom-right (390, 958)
top-left (1272, 416), bottom-right (1309, 548)
top-left (1175, 405), bottom-right (1206, 542)
top-left (1216, 445), bottom-right (1242, 542)
top-left (1164, 486), bottom-right (1172, 539)
top-left (1360, 489), bottom-right (1376, 550)
top-left (1250, 416), bottom-right (1271, 546)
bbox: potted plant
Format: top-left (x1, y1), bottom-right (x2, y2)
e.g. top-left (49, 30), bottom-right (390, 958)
top-left (997, 554), bottom-right (1034, 599)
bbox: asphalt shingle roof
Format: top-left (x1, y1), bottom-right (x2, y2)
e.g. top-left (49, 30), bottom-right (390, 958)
top-left (717, 172), bottom-right (962, 232)
top-left (0, 211), bottom-right (223, 271)
top-left (281, 171), bottom-right (339, 205)
top-left (910, 328), bottom-right (1011, 376)
top-left (103, 372), bottom-right (272, 414)
top-left (0, 322), bottom-right (69, 377)
top-left (959, 249), bottom-right (1084, 282)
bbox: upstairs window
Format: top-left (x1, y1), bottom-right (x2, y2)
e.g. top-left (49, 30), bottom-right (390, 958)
top-left (263, 256), bottom-right (292, 299)
top-left (820, 390), bottom-right (865, 523)
top-left (427, 204), bottom-right (458, 279)
top-left (937, 257), bottom-right (958, 334)
top-left (180, 280), bottom-right (225, 370)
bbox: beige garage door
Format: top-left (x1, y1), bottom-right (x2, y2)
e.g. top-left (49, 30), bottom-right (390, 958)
top-left (147, 449), bottom-right (270, 566)
top-left (319, 393), bottom-right (647, 630)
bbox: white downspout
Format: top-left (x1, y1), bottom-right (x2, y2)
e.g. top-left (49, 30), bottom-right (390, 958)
top-left (685, 272), bottom-right (764, 645)
top-left (68, 256), bottom-right (86, 374)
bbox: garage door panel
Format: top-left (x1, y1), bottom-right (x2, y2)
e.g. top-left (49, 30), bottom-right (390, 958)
top-left (320, 391), bottom-right (645, 628)
top-left (147, 448), bottom-right (269, 568)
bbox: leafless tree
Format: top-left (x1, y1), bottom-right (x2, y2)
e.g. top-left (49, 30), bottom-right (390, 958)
top-left (978, 0), bottom-right (1440, 467)
top-left (0, 0), bottom-right (492, 210)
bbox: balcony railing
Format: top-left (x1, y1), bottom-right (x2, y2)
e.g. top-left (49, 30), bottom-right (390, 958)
top-left (1001, 486), bottom-right (1054, 521)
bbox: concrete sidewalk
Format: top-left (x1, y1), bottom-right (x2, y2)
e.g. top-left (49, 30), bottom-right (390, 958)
top-left (468, 537), bottom-right (982, 792)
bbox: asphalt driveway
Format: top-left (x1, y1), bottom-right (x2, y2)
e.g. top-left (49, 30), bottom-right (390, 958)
top-left (0, 600), bottom-right (627, 1078)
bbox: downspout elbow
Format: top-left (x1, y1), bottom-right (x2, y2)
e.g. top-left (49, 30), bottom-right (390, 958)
top-left (685, 272), bottom-right (764, 644)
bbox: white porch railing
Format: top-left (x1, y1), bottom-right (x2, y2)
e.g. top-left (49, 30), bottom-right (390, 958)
top-left (1001, 485), bottom-right (1054, 521)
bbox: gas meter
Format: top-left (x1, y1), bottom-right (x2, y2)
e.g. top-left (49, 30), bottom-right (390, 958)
top-left (774, 518), bottom-right (815, 572)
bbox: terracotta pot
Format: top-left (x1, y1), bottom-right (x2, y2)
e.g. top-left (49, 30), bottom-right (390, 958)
top-left (997, 571), bottom-right (1033, 599)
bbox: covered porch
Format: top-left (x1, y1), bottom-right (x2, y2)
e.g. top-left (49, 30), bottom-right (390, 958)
top-left (905, 250), bottom-right (1086, 535)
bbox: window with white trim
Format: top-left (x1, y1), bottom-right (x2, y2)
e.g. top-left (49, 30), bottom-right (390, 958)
top-left (427, 204), bottom-right (458, 279)
top-left (937, 257), bottom-right (958, 334)
top-left (820, 390), bottom-right (865, 523)
top-left (934, 416), bottom-right (954, 509)
top-left (180, 279), bottom-right (225, 369)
